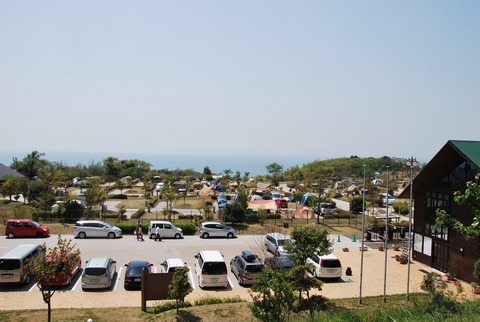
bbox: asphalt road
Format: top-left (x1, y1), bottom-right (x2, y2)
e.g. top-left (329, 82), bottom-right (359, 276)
top-left (0, 233), bottom-right (359, 294)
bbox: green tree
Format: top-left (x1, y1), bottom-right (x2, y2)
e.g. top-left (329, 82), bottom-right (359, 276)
top-left (223, 202), bottom-right (245, 224)
top-left (243, 172), bottom-right (250, 183)
top-left (168, 266), bottom-right (192, 315)
top-left (162, 186), bottom-right (177, 222)
top-left (223, 169), bottom-right (232, 180)
top-left (284, 226), bottom-right (333, 266)
top-left (289, 264), bottom-right (323, 316)
top-left (83, 180), bottom-right (107, 219)
top-left (435, 173), bottom-right (480, 240)
top-left (350, 196), bottom-right (364, 214)
top-left (25, 236), bottom-right (81, 322)
top-left (0, 176), bottom-right (18, 201)
top-left (10, 150), bottom-right (48, 178)
top-left (266, 162), bottom-right (283, 182)
top-left (235, 185), bottom-right (249, 211)
top-left (114, 179), bottom-right (126, 194)
top-left (250, 268), bottom-right (295, 322)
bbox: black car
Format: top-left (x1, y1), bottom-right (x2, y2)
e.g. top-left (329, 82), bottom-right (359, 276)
top-left (230, 250), bottom-right (265, 286)
top-left (265, 256), bottom-right (295, 270)
top-left (124, 261), bottom-right (152, 290)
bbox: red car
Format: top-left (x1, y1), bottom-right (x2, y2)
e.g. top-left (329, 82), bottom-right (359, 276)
top-left (275, 198), bottom-right (288, 208)
top-left (5, 219), bottom-right (50, 238)
top-left (39, 252), bottom-right (82, 287)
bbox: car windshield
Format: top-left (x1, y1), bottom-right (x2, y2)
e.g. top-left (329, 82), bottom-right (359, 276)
top-left (0, 259), bottom-right (21, 270)
top-left (32, 221), bottom-right (41, 227)
top-left (129, 266), bottom-right (148, 275)
top-left (85, 267), bottom-right (106, 276)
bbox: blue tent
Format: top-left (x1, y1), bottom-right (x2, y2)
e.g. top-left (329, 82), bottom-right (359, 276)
top-left (299, 193), bottom-right (316, 206)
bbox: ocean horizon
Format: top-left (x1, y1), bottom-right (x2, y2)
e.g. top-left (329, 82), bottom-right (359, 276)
top-left (0, 151), bottom-right (323, 177)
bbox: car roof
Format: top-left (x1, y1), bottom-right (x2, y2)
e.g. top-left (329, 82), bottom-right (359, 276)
top-left (267, 232), bottom-right (290, 239)
top-left (198, 250), bottom-right (224, 261)
top-left (165, 258), bottom-right (185, 267)
top-left (76, 220), bottom-right (105, 224)
top-left (202, 221), bottom-right (223, 225)
top-left (127, 260), bottom-right (150, 267)
top-left (86, 257), bottom-right (111, 267)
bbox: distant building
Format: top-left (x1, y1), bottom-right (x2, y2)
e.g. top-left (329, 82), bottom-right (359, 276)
top-left (0, 163), bottom-right (24, 182)
top-left (399, 140), bottom-right (480, 282)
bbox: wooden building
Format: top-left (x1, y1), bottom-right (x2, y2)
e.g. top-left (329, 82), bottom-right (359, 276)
top-left (400, 140), bottom-right (480, 283)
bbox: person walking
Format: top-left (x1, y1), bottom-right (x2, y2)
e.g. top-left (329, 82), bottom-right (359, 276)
top-left (154, 225), bottom-right (162, 241)
top-left (137, 225), bottom-right (144, 241)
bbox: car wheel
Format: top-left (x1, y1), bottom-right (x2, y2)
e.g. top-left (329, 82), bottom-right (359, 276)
top-left (36, 232), bottom-right (43, 238)
top-left (150, 234), bottom-right (155, 239)
top-left (175, 233), bottom-right (182, 239)
top-left (202, 232), bottom-right (209, 239)
top-left (7, 232), bottom-right (14, 239)
top-left (67, 276), bottom-right (72, 286)
top-left (108, 232), bottom-right (115, 239)
top-left (78, 232), bottom-right (86, 239)
top-left (24, 274), bottom-right (30, 285)
top-left (227, 233), bottom-right (233, 239)
top-left (312, 270), bottom-right (318, 278)
top-left (238, 275), bottom-right (243, 286)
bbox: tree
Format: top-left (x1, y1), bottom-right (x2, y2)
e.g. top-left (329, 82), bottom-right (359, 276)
top-left (289, 264), bottom-right (323, 316)
top-left (162, 186), bottom-right (177, 222)
top-left (243, 172), bottom-right (250, 183)
top-left (10, 150), bottom-right (48, 178)
top-left (25, 236), bottom-right (81, 322)
top-left (223, 202), bottom-right (245, 224)
top-left (223, 169), bottom-right (232, 180)
top-left (284, 226), bottom-right (333, 267)
top-left (168, 266), bottom-right (192, 315)
top-left (83, 180), bottom-right (107, 219)
top-left (114, 179), bottom-right (126, 194)
top-left (435, 173), bottom-right (480, 240)
top-left (266, 162), bottom-right (283, 183)
top-left (0, 176), bottom-right (18, 201)
top-left (235, 185), bottom-right (249, 211)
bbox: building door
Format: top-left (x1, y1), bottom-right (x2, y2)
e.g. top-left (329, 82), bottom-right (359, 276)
top-left (432, 242), bottom-right (449, 273)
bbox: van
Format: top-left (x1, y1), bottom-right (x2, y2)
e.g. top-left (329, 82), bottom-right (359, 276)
top-left (306, 253), bottom-right (343, 279)
top-left (0, 244), bottom-right (43, 284)
top-left (147, 221), bottom-right (183, 239)
top-left (194, 250), bottom-right (228, 288)
top-left (81, 257), bottom-right (116, 290)
top-left (5, 219), bottom-right (50, 238)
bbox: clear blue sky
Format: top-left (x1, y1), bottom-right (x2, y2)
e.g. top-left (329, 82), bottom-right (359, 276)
top-left (1, 1), bottom-right (479, 164)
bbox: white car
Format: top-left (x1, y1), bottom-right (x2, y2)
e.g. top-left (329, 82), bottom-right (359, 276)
top-left (382, 194), bottom-right (396, 205)
top-left (265, 232), bottom-right (292, 256)
top-left (160, 258), bottom-right (187, 273)
top-left (306, 253), bottom-right (342, 279)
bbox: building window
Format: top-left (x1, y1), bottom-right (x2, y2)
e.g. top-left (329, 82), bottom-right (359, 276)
top-left (438, 161), bottom-right (478, 189)
top-left (425, 191), bottom-right (450, 241)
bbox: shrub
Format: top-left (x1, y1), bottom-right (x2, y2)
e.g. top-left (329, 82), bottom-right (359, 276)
top-left (178, 214), bottom-right (203, 220)
top-left (194, 296), bottom-right (242, 306)
top-left (108, 194), bottom-right (128, 199)
top-left (393, 201), bottom-right (410, 215)
top-left (103, 213), bottom-right (126, 219)
top-left (350, 197), bottom-right (363, 214)
top-left (131, 208), bottom-right (145, 219)
top-left (114, 223), bottom-right (148, 235)
top-left (174, 223), bottom-right (196, 235)
top-left (266, 214), bottom-right (281, 219)
top-left (245, 214), bottom-right (260, 223)
top-left (152, 300), bottom-right (192, 313)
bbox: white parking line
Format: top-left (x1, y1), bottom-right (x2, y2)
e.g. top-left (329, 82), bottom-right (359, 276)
top-left (114, 267), bottom-right (123, 290)
top-left (73, 273), bottom-right (82, 290)
top-left (153, 266), bottom-right (157, 273)
top-left (28, 282), bottom-right (38, 292)
top-left (227, 276), bottom-right (233, 288)
top-left (188, 266), bottom-right (195, 289)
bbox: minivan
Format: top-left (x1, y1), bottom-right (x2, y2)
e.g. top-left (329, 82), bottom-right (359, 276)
top-left (306, 253), bottom-right (343, 279)
top-left (0, 244), bottom-right (43, 284)
top-left (265, 232), bottom-right (292, 255)
top-left (5, 219), bottom-right (50, 238)
top-left (81, 257), bottom-right (116, 290)
top-left (74, 220), bottom-right (122, 239)
top-left (230, 250), bottom-right (264, 285)
top-left (194, 250), bottom-right (228, 288)
top-left (147, 221), bottom-right (183, 239)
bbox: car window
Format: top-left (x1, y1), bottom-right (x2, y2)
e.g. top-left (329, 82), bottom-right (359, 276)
top-left (24, 222), bottom-right (33, 228)
top-left (216, 224), bottom-right (224, 229)
top-left (205, 224), bottom-right (216, 229)
top-left (245, 264), bottom-right (264, 273)
top-left (203, 262), bottom-right (227, 275)
top-left (164, 225), bottom-right (172, 230)
top-left (85, 267), bottom-right (106, 276)
top-left (312, 254), bottom-right (320, 264)
top-left (14, 222), bottom-right (22, 227)
top-left (321, 259), bottom-right (341, 268)
top-left (0, 259), bottom-right (21, 270)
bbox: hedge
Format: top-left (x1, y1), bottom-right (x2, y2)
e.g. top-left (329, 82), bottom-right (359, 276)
top-left (115, 223), bottom-right (149, 235)
top-left (131, 208), bottom-right (145, 219)
top-left (174, 223), bottom-right (196, 235)
top-left (108, 194), bottom-right (128, 199)
top-left (178, 214), bottom-right (203, 220)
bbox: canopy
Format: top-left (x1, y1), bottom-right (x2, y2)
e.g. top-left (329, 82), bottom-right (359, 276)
top-left (248, 200), bottom-right (277, 211)
top-left (256, 182), bottom-right (270, 190)
top-left (347, 184), bottom-right (358, 192)
top-left (199, 184), bottom-right (213, 197)
top-left (293, 206), bottom-right (315, 219)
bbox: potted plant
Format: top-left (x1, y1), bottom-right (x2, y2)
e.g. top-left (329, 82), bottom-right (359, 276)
top-left (393, 244), bottom-right (400, 251)
top-left (395, 254), bottom-right (400, 261)
top-left (453, 280), bottom-right (462, 288)
top-left (445, 272), bottom-right (455, 281)
top-left (342, 247), bottom-right (349, 252)
top-left (378, 244), bottom-right (384, 251)
top-left (399, 257), bottom-right (408, 264)
top-left (471, 282), bottom-right (480, 294)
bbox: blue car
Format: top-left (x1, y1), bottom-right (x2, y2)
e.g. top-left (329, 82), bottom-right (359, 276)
top-left (217, 194), bottom-right (228, 208)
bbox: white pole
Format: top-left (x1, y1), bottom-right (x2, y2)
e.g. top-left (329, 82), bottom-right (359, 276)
top-left (406, 157), bottom-right (417, 300)
top-left (383, 166), bottom-right (389, 303)
top-left (359, 165), bottom-right (366, 304)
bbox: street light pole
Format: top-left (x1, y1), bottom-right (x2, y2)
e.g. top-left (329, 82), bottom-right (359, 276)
top-left (383, 166), bottom-right (389, 303)
top-left (359, 165), bottom-right (366, 304)
top-left (406, 157), bottom-right (418, 300)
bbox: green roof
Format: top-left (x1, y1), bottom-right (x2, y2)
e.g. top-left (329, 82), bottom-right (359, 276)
top-left (450, 140), bottom-right (480, 168)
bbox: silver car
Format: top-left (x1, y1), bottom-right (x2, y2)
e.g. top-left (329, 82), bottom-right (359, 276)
top-left (74, 220), bottom-right (122, 239)
top-left (82, 257), bottom-right (116, 290)
top-left (199, 221), bottom-right (236, 239)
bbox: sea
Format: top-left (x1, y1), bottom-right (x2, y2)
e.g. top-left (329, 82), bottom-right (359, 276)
top-left (0, 151), bottom-right (322, 177)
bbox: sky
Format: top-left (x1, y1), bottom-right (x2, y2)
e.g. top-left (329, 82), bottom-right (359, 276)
top-left (1, 1), bottom-right (479, 167)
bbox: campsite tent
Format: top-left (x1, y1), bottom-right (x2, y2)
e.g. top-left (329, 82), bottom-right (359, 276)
top-left (293, 206), bottom-right (315, 219)
top-left (248, 200), bottom-right (277, 211)
top-left (299, 193), bottom-right (317, 206)
top-left (199, 184), bottom-right (213, 198)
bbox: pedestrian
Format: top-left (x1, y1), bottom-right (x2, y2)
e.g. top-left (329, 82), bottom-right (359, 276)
top-left (135, 220), bottom-right (140, 240)
top-left (137, 226), bottom-right (144, 241)
top-left (154, 225), bottom-right (162, 241)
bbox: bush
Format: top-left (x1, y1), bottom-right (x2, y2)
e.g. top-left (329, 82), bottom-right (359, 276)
top-left (103, 213), bottom-right (126, 219)
top-left (114, 223), bottom-right (148, 235)
top-left (393, 201), bottom-right (410, 215)
top-left (350, 197), bottom-right (363, 214)
top-left (178, 214), bottom-right (203, 220)
top-left (174, 223), bottom-right (196, 235)
top-left (108, 194), bottom-right (128, 199)
top-left (131, 208), bottom-right (145, 219)
top-left (266, 214), bottom-right (281, 219)
top-left (194, 296), bottom-right (242, 306)
top-left (245, 214), bottom-right (260, 223)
